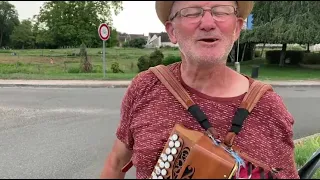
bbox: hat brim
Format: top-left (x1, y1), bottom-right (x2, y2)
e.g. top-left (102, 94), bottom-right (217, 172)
top-left (155, 1), bottom-right (254, 25)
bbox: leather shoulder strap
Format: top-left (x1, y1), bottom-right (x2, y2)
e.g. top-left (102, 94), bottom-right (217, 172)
top-left (149, 65), bottom-right (194, 109)
top-left (224, 80), bottom-right (273, 147)
top-left (149, 65), bottom-right (218, 137)
top-left (149, 65), bottom-right (273, 147)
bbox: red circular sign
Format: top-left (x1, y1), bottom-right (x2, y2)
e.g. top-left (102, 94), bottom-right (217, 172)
top-left (98, 23), bottom-right (111, 41)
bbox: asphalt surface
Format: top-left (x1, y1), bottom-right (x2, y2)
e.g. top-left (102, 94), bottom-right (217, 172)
top-left (0, 86), bottom-right (319, 179)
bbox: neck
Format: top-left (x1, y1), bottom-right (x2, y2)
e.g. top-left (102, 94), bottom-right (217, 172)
top-left (180, 59), bottom-right (249, 98)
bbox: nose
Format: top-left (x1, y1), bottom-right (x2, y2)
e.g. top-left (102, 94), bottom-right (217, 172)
top-left (199, 10), bottom-right (217, 31)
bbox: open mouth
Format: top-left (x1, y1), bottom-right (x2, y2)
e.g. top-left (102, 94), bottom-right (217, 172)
top-left (199, 38), bottom-right (219, 43)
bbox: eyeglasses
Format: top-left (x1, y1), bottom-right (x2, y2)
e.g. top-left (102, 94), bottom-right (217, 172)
top-left (169, 5), bottom-right (238, 23)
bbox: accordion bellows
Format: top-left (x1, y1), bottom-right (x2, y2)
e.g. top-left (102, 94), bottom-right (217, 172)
top-left (150, 124), bottom-right (238, 179)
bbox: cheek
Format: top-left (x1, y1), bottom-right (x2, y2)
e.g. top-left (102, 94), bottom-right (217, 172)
top-left (218, 23), bottom-right (237, 36)
top-left (175, 24), bottom-right (197, 40)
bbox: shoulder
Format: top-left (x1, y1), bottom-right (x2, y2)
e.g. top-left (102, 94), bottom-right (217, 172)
top-left (124, 63), bottom-right (181, 103)
top-left (253, 88), bottom-right (294, 133)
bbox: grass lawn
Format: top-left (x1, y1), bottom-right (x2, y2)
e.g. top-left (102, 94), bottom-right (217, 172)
top-left (294, 135), bottom-right (320, 179)
top-left (0, 48), bottom-right (319, 81)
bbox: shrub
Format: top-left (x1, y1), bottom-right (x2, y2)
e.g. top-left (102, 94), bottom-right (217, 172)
top-left (79, 43), bottom-right (93, 73)
top-left (149, 49), bottom-right (164, 67)
top-left (137, 49), bottom-right (164, 72)
top-left (265, 50), bottom-right (304, 65)
top-left (137, 55), bottom-right (150, 72)
top-left (302, 53), bottom-right (320, 65)
top-left (111, 62), bottom-right (124, 73)
top-left (68, 67), bottom-right (80, 73)
top-left (163, 55), bottom-right (181, 65)
top-left (254, 50), bottom-right (262, 58)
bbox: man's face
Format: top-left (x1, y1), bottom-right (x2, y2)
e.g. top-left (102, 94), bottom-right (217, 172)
top-left (166, 1), bottom-right (244, 65)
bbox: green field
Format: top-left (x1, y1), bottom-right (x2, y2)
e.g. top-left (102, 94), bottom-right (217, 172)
top-left (0, 47), bottom-right (319, 80)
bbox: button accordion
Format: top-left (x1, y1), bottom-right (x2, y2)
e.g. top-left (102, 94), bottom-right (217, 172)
top-left (149, 124), bottom-right (238, 179)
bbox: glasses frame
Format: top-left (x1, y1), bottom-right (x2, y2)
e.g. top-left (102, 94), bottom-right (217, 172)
top-left (169, 5), bottom-right (239, 22)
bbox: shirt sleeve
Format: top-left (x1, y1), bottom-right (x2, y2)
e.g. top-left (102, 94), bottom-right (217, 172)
top-left (269, 94), bottom-right (300, 179)
top-left (115, 75), bottom-right (140, 151)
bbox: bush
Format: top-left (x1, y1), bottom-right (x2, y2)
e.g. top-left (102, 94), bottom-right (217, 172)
top-left (79, 43), bottom-right (93, 73)
top-left (265, 50), bottom-right (304, 65)
top-left (111, 62), bottom-right (124, 73)
top-left (68, 67), bottom-right (80, 73)
top-left (137, 49), bottom-right (164, 72)
top-left (302, 53), bottom-right (320, 65)
top-left (137, 55), bottom-right (150, 72)
top-left (254, 50), bottom-right (262, 58)
top-left (149, 49), bottom-right (164, 67)
top-left (163, 55), bottom-right (181, 65)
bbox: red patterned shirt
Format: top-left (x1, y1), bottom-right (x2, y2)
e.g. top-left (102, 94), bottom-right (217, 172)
top-left (116, 62), bottom-right (299, 179)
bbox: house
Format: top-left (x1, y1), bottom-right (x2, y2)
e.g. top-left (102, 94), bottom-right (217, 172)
top-left (145, 32), bottom-right (179, 48)
top-left (117, 32), bottom-right (148, 47)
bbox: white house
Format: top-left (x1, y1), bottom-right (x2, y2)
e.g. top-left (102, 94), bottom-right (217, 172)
top-left (145, 32), bottom-right (179, 48)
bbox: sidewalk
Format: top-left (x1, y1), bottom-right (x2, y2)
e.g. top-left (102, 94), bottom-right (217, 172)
top-left (1, 79), bottom-right (320, 88)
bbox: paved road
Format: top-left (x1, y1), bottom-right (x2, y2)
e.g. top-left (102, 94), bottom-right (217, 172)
top-left (0, 86), bottom-right (319, 179)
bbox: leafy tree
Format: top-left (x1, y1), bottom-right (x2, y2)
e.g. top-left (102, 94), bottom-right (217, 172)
top-left (106, 27), bottom-right (119, 47)
top-left (241, 1), bottom-right (320, 66)
top-left (34, 1), bottom-right (123, 48)
top-left (0, 1), bottom-right (20, 47)
top-left (10, 20), bottom-right (35, 49)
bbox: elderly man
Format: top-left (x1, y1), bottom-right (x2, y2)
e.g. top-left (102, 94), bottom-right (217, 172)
top-left (100, 1), bottom-right (299, 179)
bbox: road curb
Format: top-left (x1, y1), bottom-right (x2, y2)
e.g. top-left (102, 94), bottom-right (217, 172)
top-left (1, 83), bottom-right (320, 88)
top-left (0, 84), bottom-right (131, 88)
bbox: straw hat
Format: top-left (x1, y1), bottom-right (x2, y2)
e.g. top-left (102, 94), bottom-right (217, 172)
top-left (155, 1), bottom-right (254, 25)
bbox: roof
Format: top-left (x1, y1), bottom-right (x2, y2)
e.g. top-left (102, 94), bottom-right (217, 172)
top-left (148, 32), bottom-right (171, 42)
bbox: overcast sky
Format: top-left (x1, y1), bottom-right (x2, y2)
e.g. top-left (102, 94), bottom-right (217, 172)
top-left (9, 1), bottom-right (166, 35)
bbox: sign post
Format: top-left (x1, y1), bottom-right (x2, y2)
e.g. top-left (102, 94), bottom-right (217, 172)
top-left (98, 23), bottom-right (111, 78)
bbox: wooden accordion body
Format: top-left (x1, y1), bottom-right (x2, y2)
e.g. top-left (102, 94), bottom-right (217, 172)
top-left (149, 124), bottom-right (238, 179)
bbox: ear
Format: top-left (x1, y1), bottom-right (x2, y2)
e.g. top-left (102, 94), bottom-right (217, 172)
top-left (165, 21), bottom-right (177, 44)
top-left (234, 18), bottom-right (244, 42)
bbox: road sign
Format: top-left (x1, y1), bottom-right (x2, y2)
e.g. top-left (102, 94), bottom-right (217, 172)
top-left (98, 23), bottom-right (111, 41)
top-left (98, 23), bottom-right (111, 78)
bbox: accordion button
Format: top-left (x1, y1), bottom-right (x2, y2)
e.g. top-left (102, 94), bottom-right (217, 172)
top-left (152, 172), bottom-right (156, 177)
top-left (152, 175), bottom-right (157, 179)
top-left (162, 154), bottom-right (168, 161)
top-left (174, 141), bottom-right (181, 148)
top-left (161, 169), bottom-right (167, 176)
top-left (164, 162), bottom-right (170, 169)
top-left (155, 167), bottom-right (161, 175)
top-left (172, 134), bottom-right (179, 141)
top-left (158, 176), bottom-right (163, 179)
top-left (167, 155), bottom-right (174, 162)
top-left (159, 161), bottom-right (165, 168)
top-left (165, 148), bottom-right (171, 155)
top-left (171, 148), bottom-right (177, 155)
top-left (169, 141), bottom-right (174, 148)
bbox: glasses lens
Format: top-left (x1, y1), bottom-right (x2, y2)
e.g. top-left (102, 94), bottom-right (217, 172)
top-left (180, 7), bottom-right (203, 23)
top-left (212, 5), bottom-right (235, 21)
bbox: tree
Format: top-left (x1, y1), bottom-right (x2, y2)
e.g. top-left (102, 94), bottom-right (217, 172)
top-left (10, 20), bottom-right (35, 49)
top-left (241, 1), bottom-right (320, 66)
top-left (0, 1), bottom-right (20, 47)
top-left (34, 1), bottom-right (123, 48)
top-left (106, 27), bottom-right (119, 47)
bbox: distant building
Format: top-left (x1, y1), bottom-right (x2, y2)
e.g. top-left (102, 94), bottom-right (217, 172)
top-left (145, 32), bottom-right (179, 48)
top-left (117, 32), bottom-right (148, 47)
